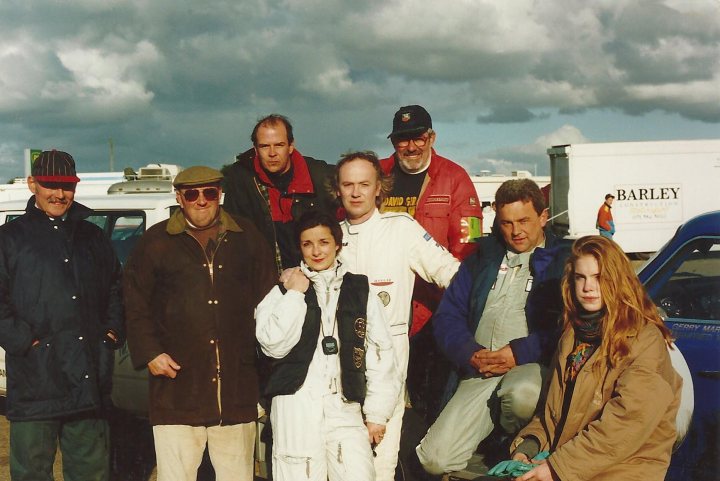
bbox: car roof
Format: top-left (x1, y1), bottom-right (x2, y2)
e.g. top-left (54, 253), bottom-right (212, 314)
top-left (638, 210), bottom-right (720, 284)
top-left (0, 193), bottom-right (177, 212)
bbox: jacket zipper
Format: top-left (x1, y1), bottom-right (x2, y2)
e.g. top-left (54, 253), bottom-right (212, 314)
top-left (187, 230), bottom-right (227, 422)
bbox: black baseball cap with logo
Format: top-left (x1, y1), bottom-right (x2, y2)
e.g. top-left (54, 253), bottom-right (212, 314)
top-left (32, 150), bottom-right (81, 183)
top-left (388, 105), bottom-right (433, 139)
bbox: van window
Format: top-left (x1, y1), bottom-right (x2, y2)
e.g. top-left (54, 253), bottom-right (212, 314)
top-left (3, 210), bottom-right (148, 264)
top-left (648, 238), bottom-right (720, 321)
top-left (87, 211), bottom-right (147, 264)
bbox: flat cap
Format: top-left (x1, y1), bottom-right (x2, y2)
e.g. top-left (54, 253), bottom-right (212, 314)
top-left (173, 166), bottom-right (223, 188)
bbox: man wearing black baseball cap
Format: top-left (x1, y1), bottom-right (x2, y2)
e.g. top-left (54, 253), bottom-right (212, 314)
top-left (378, 106), bottom-right (484, 478)
top-left (0, 149), bottom-right (125, 480)
top-left (380, 107), bottom-right (483, 333)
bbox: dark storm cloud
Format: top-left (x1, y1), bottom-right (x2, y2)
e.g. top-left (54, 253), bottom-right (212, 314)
top-left (0, 0), bottom-right (717, 183)
top-left (477, 107), bottom-right (551, 124)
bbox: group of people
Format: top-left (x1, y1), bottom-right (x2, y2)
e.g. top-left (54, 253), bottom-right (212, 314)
top-left (0, 105), bottom-right (682, 481)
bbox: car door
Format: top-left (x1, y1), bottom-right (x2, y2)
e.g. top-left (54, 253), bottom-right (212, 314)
top-left (643, 236), bottom-right (720, 481)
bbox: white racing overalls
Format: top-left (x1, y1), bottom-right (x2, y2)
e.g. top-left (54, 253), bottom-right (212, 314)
top-left (339, 209), bottom-right (460, 480)
top-left (256, 261), bottom-right (401, 481)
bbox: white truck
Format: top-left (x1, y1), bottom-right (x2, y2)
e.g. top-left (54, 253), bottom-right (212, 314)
top-left (470, 170), bottom-right (550, 233)
top-left (547, 139), bottom-right (720, 255)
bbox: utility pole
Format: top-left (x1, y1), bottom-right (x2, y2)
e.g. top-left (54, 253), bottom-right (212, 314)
top-left (109, 138), bottom-right (115, 172)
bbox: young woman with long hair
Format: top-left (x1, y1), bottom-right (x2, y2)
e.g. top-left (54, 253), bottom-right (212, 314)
top-left (509, 235), bottom-right (682, 481)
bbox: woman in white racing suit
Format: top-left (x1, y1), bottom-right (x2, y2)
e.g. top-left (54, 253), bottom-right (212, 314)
top-left (256, 210), bottom-right (400, 481)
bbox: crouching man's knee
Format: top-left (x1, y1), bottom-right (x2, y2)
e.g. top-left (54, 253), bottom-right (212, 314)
top-left (496, 363), bottom-right (545, 433)
top-left (416, 442), bottom-right (450, 476)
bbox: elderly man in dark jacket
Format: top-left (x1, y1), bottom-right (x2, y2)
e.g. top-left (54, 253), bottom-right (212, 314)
top-left (0, 150), bottom-right (125, 481)
top-left (124, 166), bottom-right (276, 481)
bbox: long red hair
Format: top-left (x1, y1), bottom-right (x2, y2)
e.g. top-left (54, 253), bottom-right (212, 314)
top-left (560, 236), bottom-right (672, 368)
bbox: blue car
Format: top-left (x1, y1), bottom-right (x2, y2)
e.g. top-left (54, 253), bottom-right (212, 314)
top-left (638, 210), bottom-right (720, 481)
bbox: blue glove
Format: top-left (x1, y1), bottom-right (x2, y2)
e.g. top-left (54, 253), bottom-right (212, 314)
top-left (487, 451), bottom-right (550, 478)
top-left (533, 451), bottom-right (550, 461)
top-left (487, 460), bottom-right (533, 477)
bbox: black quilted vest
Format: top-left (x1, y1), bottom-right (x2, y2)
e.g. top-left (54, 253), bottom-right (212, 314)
top-left (263, 272), bottom-right (370, 403)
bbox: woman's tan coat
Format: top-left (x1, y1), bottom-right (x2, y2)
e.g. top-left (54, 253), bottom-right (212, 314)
top-left (513, 323), bottom-right (682, 481)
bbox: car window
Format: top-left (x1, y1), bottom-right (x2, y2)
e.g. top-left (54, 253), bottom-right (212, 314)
top-left (87, 211), bottom-right (146, 265)
top-left (648, 238), bottom-right (720, 321)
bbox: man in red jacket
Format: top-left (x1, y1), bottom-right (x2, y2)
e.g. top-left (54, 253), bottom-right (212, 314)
top-left (380, 105), bottom-right (482, 428)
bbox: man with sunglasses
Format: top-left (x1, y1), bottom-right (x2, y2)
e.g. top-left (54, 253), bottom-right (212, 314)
top-left (0, 150), bottom-right (125, 481)
top-left (223, 114), bottom-right (337, 276)
top-left (124, 166), bottom-right (276, 481)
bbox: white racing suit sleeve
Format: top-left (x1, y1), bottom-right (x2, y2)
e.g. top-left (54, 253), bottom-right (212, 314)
top-left (362, 292), bottom-right (402, 426)
top-left (255, 285), bottom-right (308, 358)
top-left (405, 218), bottom-right (461, 288)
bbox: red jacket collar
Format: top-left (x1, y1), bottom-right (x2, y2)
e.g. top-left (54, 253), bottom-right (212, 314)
top-left (253, 149), bottom-right (315, 194)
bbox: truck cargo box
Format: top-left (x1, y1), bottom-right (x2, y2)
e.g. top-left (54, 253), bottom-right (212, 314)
top-left (548, 139), bottom-right (720, 254)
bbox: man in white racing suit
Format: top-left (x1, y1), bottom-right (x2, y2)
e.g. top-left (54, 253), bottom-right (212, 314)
top-left (334, 151), bottom-right (460, 480)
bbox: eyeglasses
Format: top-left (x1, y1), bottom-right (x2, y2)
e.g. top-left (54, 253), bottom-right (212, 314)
top-left (394, 135), bottom-right (430, 148)
top-left (180, 187), bottom-right (220, 202)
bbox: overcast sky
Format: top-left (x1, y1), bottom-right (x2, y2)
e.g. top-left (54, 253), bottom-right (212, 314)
top-left (1, 0), bottom-right (718, 182)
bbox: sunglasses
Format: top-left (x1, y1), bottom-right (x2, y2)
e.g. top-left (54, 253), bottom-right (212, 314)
top-left (180, 187), bottom-right (220, 202)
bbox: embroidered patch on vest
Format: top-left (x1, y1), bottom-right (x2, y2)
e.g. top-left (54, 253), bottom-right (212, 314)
top-left (353, 347), bottom-right (365, 368)
top-left (354, 317), bottom-right (367, 338)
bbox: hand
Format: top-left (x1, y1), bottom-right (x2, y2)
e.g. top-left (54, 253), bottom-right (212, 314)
top-left (148, 353), bottom-right (181, 378)
top-left (279, 267), bottom-right (296, 284)
top-left (512, 452), bottom-right (531, 463)
top-left (366, 422), bottom-right (386, 445)
top-left (516, 462), bottom-right (558, 481)
top-left (283, 267), bottom-right (309, 293)
top-left (472, 345), bottom-right (516, 377)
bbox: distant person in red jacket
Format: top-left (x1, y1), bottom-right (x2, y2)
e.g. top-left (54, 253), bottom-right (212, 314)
top-left (380, 105), bottom-right (482, 429)
top-left (596, 194), bottom-right (615, 239)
